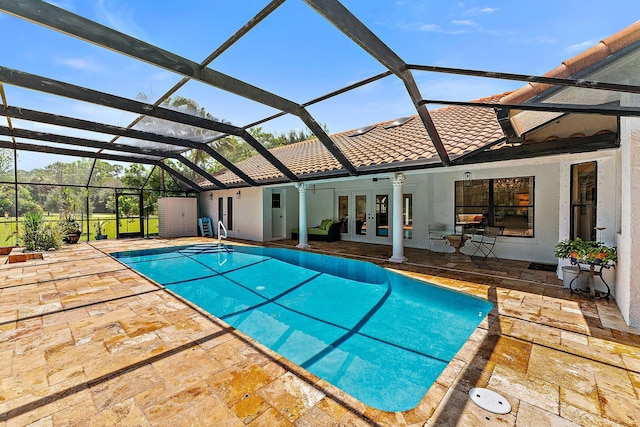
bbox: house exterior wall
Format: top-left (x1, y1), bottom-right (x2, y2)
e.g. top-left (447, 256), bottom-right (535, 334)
top-left (428, 161), bottom-right (560, 263)
top-left (202, 150), bottom-right (619, 267)
top-left (261, 186), bottom-right (299, 241)
top-left (306, 187), bottom-right (335, 227)
top-left (199, 187), bottom-right (264, 241)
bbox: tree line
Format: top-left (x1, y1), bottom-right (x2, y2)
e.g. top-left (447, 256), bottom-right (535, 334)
top-left (0, 96), bottom-right (323, 218)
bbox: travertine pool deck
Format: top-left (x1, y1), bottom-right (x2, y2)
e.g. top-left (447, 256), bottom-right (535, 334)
top-left (1, 237), bottom-right (639, 426)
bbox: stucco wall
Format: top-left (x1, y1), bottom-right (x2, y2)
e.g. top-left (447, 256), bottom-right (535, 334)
top-left (199, 188), bottom-right (264, 242)
top-left (429, 162), bottom-right (560, 263)
top-left (306, 187), bottom-right (335, 226)
top-left (202, 150), bottom-right (619, 266)
top-left (617, 117), bottom-right (640, 326)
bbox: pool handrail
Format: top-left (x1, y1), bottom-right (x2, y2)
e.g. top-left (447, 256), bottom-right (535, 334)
top-left (217, 220), bottom-right (227, 245)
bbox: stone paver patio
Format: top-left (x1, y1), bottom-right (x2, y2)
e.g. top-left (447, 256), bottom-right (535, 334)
top-left (1, 237), bottom-right (639, 426)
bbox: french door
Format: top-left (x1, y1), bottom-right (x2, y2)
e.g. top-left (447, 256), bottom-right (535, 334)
top-left (338, 191), bottom-right (390, 243)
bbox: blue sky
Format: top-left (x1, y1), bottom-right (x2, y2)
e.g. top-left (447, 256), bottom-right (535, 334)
top-left (2, 1), bottom-right (640, 169)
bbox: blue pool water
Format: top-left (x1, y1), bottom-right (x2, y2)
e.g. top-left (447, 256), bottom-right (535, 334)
top-left (112, 244), bottom-right (492, 411)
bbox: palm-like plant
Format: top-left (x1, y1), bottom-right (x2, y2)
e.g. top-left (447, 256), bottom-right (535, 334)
top-left (20, 211), bottom-right (61, 251)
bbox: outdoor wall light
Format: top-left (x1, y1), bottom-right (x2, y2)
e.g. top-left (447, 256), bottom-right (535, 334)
top-left (236, 190), bottom-right (241, 199)
top-left (464, 171), bottom-right (472, 187)
top-left (208, 193), bottom-right (213, 200)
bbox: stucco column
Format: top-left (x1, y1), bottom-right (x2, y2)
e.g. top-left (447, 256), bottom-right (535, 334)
top-left (618, 117), bottom-right (640, 326)
top-left (295, 183), bottom-right (311, 249)
top-left (388, 173), bottom-right (406, 263)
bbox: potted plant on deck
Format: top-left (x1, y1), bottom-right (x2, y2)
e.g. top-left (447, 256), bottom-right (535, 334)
top-left (60, 216), bottom-right (82, 244)
top-left (94, 218), bottom-right (108, 240)
top-left (555, 237), bottom-right (617, 299)
top-left (554, 238), bottom-right (617, 266)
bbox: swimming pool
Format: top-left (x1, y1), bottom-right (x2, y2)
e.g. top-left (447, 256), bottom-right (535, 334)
top-left (112, 244), bottom-right (492, 412)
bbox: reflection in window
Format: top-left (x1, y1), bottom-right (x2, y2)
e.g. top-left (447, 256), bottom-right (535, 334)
top-left (338, 195), bottom-right (348, 233)
top-left (571, 162), bottom-right (597, 241)
top-left (403, 194), bottom-right (413, 239)
top-left (455, 176), bottom-right (534, 237)
top-left (375, 194), bottom-right (388, 237)
top-left (355, 195), bottom-right (366, 235)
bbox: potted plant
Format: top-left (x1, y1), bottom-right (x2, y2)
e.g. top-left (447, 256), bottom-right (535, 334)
top-left (60, 216), bottom-right (82, 244)
top-left (94, 218), bottom-right (108, 240)
top-left (554, 238), bottom-right (617, 265)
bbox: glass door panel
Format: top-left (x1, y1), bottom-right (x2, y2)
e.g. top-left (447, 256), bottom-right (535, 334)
top-left (571, 162), bottom-right (597, 240)
top-left (375, 194), bottom-right (388, 237)
top-left (403, 193), bottom-right (413, 240)
top-left (355, 194), bottom-right (367, 236)
top-left (338, 195), bottom-right (349, 234)
top-left (338, 191), bottom-right (391, 243)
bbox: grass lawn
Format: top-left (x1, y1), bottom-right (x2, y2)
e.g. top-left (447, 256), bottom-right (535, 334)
top-left (1, 214), bottom-right (159, 244)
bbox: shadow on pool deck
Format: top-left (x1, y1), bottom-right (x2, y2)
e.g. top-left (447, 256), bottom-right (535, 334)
top-left (1, 237), bottom-right (638, 426)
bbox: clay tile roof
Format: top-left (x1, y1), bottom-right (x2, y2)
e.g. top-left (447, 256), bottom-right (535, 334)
top-left (501, 20), bottom-right (640, 105)
top-left (206, 94), bottom-right (506, 186)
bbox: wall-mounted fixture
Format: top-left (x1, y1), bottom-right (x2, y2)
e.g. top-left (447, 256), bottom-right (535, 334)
top-left (236, 190), bottom-right (241, 199)
top-left (208, 193), bottom-right (213, 200)
top-left (464, 171), bottom-right (472, 187)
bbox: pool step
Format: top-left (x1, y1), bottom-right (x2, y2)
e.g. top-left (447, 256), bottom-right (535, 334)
top-left (178, 244), bottom-right (233, 256)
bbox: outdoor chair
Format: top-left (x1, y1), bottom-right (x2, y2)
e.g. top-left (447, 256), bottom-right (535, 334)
top-left (428, 223), bottom-right (448, 252)
top-left (470, 226), bottom-right (503, 260)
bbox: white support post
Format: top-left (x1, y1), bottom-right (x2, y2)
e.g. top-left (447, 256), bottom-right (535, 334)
top-left (388, 172), bottom-right (406, 263)
top-left (295, 183), bottom-right (311, 249)
top-left (618, 116), bottom-right (640, 326)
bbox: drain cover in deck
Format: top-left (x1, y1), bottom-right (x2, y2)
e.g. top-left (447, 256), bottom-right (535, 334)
top-left (469, 388), bottom-right (511, 414)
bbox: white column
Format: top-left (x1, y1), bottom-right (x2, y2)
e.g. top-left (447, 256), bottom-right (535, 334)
top-left (388, 172), bottom-right (406, 263)
top-left (295, 183), bottom-right (311, 249)
top-left (618, 116), bottom-right (640, 326)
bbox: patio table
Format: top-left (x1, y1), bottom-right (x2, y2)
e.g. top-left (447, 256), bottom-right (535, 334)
top-left (444, 232), bottom-right (472, 254)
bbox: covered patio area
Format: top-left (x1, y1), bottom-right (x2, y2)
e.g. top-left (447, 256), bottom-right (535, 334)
top-left (1, 238), bottom-right (638, 426)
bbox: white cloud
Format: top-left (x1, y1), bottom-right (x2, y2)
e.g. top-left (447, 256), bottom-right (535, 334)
top-left (564, 39), bottom-right (597, 53)
top-left (420, 24), bottom-right (441, 32)
top-left (56, 57), bottom-right (105, 72)
top-left (463, 7), bottom-right (500, 15)
top-left (452, 19), bottom-right (477, 27)
top-left (94, 0), bottom-right (148, 41)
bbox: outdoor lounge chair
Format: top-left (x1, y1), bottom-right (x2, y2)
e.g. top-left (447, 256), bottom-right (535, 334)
top-left (291, 219), bottom-right (342, 242)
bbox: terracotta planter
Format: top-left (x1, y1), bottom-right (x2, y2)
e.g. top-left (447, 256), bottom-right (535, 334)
top-left (0, 246), bottom-right (15, 255)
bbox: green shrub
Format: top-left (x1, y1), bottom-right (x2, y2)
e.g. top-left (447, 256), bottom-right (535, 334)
top-left (20, 211), bottom-right (62, 252)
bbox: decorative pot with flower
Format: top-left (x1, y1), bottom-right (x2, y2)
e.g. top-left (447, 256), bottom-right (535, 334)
top-left (554, 238), bottom-right (617, 266)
